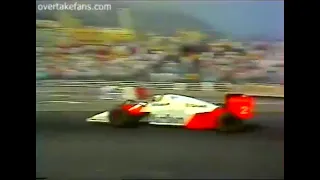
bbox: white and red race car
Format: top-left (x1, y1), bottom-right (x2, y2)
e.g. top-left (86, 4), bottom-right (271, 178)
top-left (86, 94), bottom-right (255, 131)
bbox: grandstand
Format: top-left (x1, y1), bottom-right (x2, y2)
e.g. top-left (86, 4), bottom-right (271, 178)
top-left (36, 30), bottom-right (284, 83)
top-left (36, 7), bottom-right (283, 84)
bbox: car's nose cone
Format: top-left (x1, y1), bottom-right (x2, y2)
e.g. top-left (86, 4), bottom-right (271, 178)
top-left (86, 112), bottom-right (110, 123)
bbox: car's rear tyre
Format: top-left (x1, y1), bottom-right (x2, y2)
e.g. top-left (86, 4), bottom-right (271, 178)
top-left (217, 112), bottom-right (245, 132)
top-left (108, 108), bottom-right (140, 128)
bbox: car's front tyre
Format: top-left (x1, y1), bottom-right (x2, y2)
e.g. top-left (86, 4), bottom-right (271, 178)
top-left (108, 108), bottom-right (140, 128)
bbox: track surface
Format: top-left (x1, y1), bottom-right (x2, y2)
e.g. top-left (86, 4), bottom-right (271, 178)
top-left (36, 111), bottom-right (283, 179)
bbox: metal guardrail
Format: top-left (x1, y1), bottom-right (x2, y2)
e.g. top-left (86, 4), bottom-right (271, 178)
top-left (36, 80), bottom-right (283, 112)
top-left (37, 80), bottom-right (284, 97)
top-left (37, 80), bottom-right (232, 92)
top-left (231, 84), bottom-right (284, 97)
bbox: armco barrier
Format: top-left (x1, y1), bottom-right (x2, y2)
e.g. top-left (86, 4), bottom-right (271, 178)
top-left (37, 80), bottom-right (284, 97)
top-left (37, 81), bottom-right (283, 112)
top-left (231, 84), bottom-right (284, 97)
top-left (37, 80), bottom-right (231, 91)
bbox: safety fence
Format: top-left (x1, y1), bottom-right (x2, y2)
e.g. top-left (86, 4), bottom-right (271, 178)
top-left (37, 80), bottom-right (284, 97)
top-left (36, 80), bottom-right (283, 112)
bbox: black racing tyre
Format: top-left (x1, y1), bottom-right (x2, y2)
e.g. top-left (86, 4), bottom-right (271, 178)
top-left (217, 112), bottom-right (245, 132)
top-left (108, 108), bottom-right (140, 128)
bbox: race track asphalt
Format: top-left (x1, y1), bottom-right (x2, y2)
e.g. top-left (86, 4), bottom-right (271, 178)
top-left (36, 110), bottom-right (284, 180)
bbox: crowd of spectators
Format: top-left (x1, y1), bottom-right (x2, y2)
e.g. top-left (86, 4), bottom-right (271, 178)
top-left (36, 29), bottom-right (284, 84)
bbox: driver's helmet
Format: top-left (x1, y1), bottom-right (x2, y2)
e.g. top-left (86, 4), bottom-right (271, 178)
top-left (151, 95), bottom-right (162, 102)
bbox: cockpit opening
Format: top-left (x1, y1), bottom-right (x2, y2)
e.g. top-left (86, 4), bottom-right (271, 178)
top-left (151, 95), bottom-right (163, 102)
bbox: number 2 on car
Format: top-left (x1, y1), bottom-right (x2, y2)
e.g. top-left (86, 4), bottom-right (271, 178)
top-left (240, 106), bottom-right (249, 115)
top-left (227, 96), bottom-right (254, 119)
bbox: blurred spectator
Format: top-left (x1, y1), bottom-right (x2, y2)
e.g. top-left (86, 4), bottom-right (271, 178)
top-left (36, 26), bottom-right (283, 84)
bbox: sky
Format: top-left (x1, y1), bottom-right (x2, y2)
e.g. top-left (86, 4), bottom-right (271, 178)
top-left (177, 1), bottom-right (284, 39)
top-left (130, 1), bottom-right (284, 39)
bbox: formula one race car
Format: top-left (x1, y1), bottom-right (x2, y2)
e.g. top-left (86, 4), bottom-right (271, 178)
top-left (86, 94), bottom-right (255, 131)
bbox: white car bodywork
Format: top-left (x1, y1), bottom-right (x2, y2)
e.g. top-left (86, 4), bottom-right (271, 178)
top-left (86, 94), bottom-right (220, 126)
